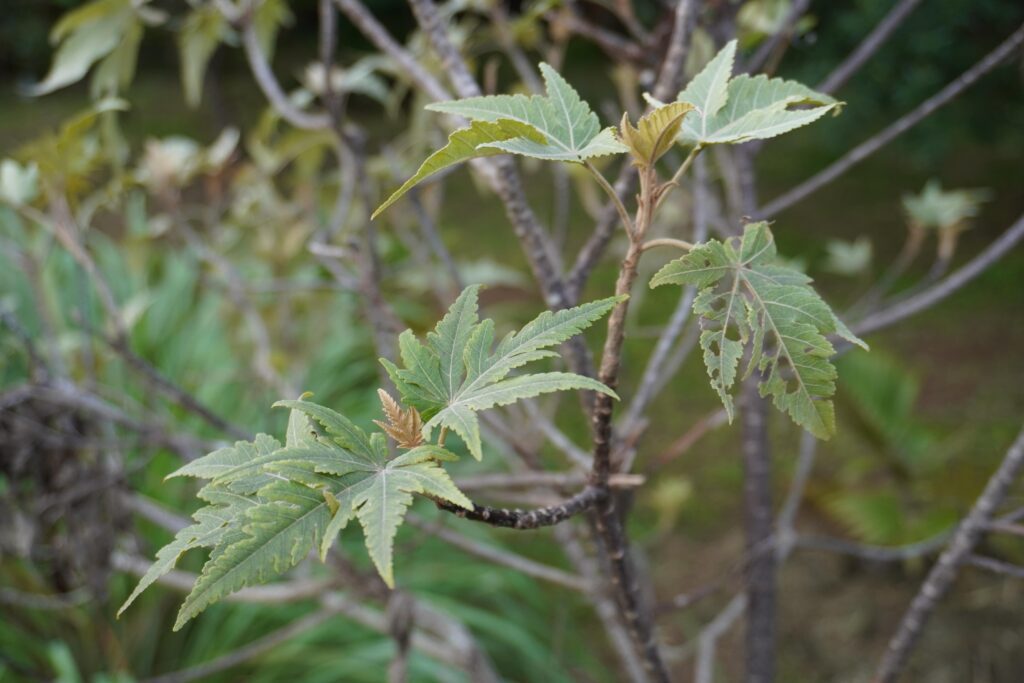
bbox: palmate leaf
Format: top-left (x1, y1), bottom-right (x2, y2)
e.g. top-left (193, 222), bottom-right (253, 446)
top-left (650, 40), bottom-right (840, 148)
top-left (371, 119), bottom-right (544, 219)
top-left (382, 286), bottom-right (622, 459)
top-left (374, 63), bottom-right (627, 217)
top-left (123, 401), bottom-right (472, 627)
top-left (116, 493), bottom-right (253, 617)
top-left (174, 480), bottom-right (333, 629)
top-left (268, 402), bottom-right (469, 587)
top-left (650, 222), bottom-right (867, 439)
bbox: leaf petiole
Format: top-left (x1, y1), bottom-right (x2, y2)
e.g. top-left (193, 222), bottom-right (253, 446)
top-left (584, 160), bottom-right (635, 237)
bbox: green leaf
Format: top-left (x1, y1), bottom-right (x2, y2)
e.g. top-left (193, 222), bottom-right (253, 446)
top-left (167, 433), bottom-right (282, 482)
top-left (371, 120), bottom-right (544, 218)
top-left (652, 39), bottom-right (840, 147)
top-left (651, 222), bottom-right (866, 438)
top-left (29, 0), bottom-right (135, 96)
top-left (428, 64), bottom-right (627, 162)
top-left (179, 5), bottom-right (227, 108)
top-left (117, 497), bottom-right (250, 617)
top-left (386, 288), bottom-right (622, 459)
top-left (677, 38), bottom-right (736, 132)
top-left (0, 160), bottom-right (39, 205)
top-left (375, 63), bottom-right (627, 216)
top-left (174, 481), bottom-right (331, 629)
top-left (273, 399), bottom-right (376, 462)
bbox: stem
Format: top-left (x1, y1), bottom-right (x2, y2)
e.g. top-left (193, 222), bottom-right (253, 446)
top-left (586, 161), bottom-right (635, 237)
top-left (588, 166), bottom-right (672, 682)
top-left (437, 426), bottom-right (448, 448)
top-left (639, 238), bottom-right (694, 253)
top-left (655, 145), bottom-right (702, 210)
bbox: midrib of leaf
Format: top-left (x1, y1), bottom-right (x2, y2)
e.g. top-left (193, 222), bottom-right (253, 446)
top-left (739, 273), bottom-right (827, 434)
top-left (175, 494), bottom-right (327, 629)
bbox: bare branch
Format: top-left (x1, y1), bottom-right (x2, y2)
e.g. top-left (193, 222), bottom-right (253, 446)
top-left (435, 486), bottom-right (605, 529)
top-left (406, 516), bottom-right (591, 592)
top-left (797, 531), bottom-right (951, 563)
top-left (760, 22), bottom-right (1024, 218)
top-left (817, 0), bottom-right (926, 94)
top-left (852, 212), bottom-right (1024, 336)
top-left (966, 554), bottom-right (1024, 580)
top-left (142, 608), bottom-right (340, 683)
top-left (744, 0), bottom-right (811, 74)
top-left (695, 595), bottom-right (747, 683)
top-left (873, 425), bottom-right (1024, 683)
top-left (238, 20), bottom-right (331, 130)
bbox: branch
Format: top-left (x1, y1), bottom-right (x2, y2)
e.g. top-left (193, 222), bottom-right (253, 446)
top-left (873, 424), bottom-right (1024, 683)
top-left (966, 554), bottom-right (1024, 580)
top-left (817, 0), bottom-right (926, 94)
top-left (744, 0), bottom-right (811, 74)
top-left (434, 486), bottom-right (605, 529)
top-left (94, 330), bottom-right (251, 440)
top-left (455, 471), bottom-right (643, 492)
top-left (406, 516), bottom-right (591, 592)
top-left (238, 20), bottom-right (331, 130)
top-left (740, 377), bottom-right (776, 683)
top-left (852, 212), bottom-right (1024, 336)
top-left (796, 531), bottom-right (951, 563)
top-left (759, 22), bottom-right (1024, 218)
top-left (143, 608), bottom-right (340, 683)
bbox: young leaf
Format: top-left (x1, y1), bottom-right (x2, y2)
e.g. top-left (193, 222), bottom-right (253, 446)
top-left (618, 102), bottom-right (695, 166)
top-left (384, 287), bottom-right (623, 459)
top-left (267, 407), bottom-right (470, 587)
top-left (374, 388), bottom-right (424, 449)
top-left (651, 222), bottom-right (867, 439)
top-left (651, 39), bottom-right (840, 148)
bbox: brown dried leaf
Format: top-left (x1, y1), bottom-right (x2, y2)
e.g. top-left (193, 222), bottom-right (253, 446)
top-left (374, 388), bottom-right (424, 449)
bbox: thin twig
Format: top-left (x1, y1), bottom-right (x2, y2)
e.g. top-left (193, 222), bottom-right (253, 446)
top-left (406, 516), bottom-right (591, 592)
top-left (435, 486), bottom-right (605, 529)
top-left (760, 23), bottom-right (1024, 218)
top-left (852, 212), bottom-right (1024, 336)
top-left (817, 0), bottom-right (926, 94)
top-left (744, 0), bottom-right (811, 74)
top-left (238, 20), bottom-right (331, 130)
top-left (873, 425), bottom-right (1024, 683)
top-left (143, 608), bottom-right (341, 683)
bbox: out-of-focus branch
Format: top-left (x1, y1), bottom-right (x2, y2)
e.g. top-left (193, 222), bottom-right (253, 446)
top-left (760, 22), bottom-right (1024, 218)
top-left (817, 0), bottom-right (926, 94)
top-left (873, 425), bottom-right (1024, 683)
top-left (92, 329), bottom-right (251, 440)
top-left (852, 212), bottom-right (1024, 336)
top-left (238, 20), bottom-right (331, 130)
top-left (406, 516), bottom-right (591, 592)
top-left (744, 0), bottom-right (811, 74)
top-left (142, 608), bottom-right (341, 683)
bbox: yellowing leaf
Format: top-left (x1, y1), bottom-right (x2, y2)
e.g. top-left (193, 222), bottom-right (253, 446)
top-left (618, 102), bottom-right (695, 166)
